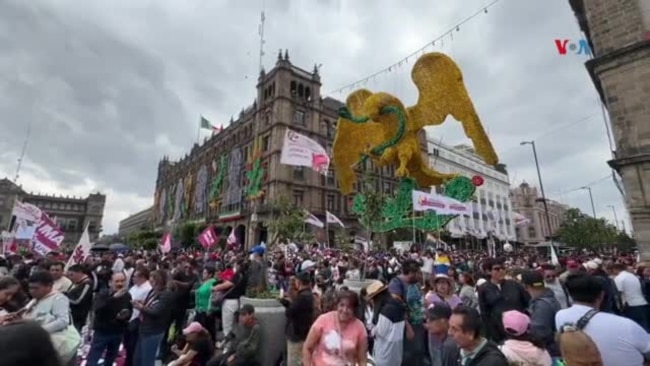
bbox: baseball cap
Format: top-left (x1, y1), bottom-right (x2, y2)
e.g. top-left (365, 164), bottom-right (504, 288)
top-left (426, 303), bottom-right (452, 321)
top-left (240, 304), bottom-right (255, 315)
top-left (502, 310), bottom-right (530, 336)
top-left (182, 321), bottom-right (204, 335)
top-left (248, 245), bottom-right (265, 256)
top-left (519, 270), bottom-right (545, 288)
top-left (566, 260), bottom-right (579, 270)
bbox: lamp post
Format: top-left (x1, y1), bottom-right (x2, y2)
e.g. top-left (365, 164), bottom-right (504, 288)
top-left (520, 141), bottom-right (555, 245)
top-left (607, 205), bottom-right (620, 231)
top-left (580, 186), bottom-right (597, 218)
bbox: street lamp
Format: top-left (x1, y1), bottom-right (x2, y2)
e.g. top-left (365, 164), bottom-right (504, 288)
top-left (520, 141), bottom-right (555, 245)
top-left (580, 186), bottom-right (597, 218)
top-left (607, 205), bottom-right (620, 230)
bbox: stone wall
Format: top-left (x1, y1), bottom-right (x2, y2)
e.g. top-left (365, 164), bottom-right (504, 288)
top-left (574, 0), bottom-right (650, 258)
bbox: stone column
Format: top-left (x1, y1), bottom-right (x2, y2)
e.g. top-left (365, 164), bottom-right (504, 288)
top-left (570, 0), bottom-right (650, 259)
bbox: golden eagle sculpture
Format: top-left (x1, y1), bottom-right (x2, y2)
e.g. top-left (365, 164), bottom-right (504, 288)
top-left (332, 52), bottom-right (498, 195)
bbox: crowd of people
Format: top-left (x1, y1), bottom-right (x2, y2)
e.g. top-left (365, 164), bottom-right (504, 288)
top-left (0, 243), bottom-right (647, 366)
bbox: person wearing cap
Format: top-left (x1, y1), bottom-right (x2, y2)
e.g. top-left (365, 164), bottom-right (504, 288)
top-left (247, 246), bottom-right (268, 294)
top-left (364, 280), bottom-right (405, 366)
top-left (499, 310), bottom-right (552, 366)
top-left (518, 270), bottom-right (561, 360)
top-left (168, 321), bottom-right (215, 366)
top-left (425, 274), bottom-right (461, 310)
top-left (280, 271), bottom-right (316, 366)
top-left (208, 304), bottom-right (261, 366)
top-left (424, 304), bottom-right (458, 366)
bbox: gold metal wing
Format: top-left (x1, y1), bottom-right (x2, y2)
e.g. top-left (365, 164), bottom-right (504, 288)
top-left (332, 89), bottom-right (385, 195)
top-left (407, 52), bottom-right (498, 166)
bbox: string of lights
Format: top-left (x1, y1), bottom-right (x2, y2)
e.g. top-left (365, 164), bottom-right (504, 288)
top-left (324, 0), bottom-right (502, 96)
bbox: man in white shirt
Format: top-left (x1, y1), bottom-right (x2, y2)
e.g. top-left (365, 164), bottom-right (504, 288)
top-left (124, 267), bottom-right (152, 366)
top-left (610, 262), bottom-right (650, 331)
top-left (48, 261), bottom-right (72, 292)
top-left (556, 273), bottom-right (650, 366)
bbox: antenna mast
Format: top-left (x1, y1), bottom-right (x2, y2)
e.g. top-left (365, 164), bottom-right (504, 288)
top-left (14, 119), bottom-right (32, 184)
top-left (258, 0), bottom-right (266, 72)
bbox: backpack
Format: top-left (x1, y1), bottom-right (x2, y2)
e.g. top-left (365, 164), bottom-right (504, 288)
top-left (557, 309), bottom-right (603, 365)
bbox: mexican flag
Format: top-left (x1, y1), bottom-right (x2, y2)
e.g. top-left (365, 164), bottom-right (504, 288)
top-left (200, 116), bottom-right (223, 133)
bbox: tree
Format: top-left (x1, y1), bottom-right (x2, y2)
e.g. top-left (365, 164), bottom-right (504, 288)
top-left (555, 208), bottom-right (626, 249)
top-left (173, 222), bottom-right (200, 248)
top-left (126, 230), bottom-right (162, 250)
top-left (266, 195), bottom-right (314, 247)
top-left (353, 169), bottom-right (387, 248)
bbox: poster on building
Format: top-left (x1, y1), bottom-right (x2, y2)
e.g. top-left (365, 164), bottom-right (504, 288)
top-left (280, 129), bottom-right (330, 174)
top-left (225, 147), bottom-right (243, 206)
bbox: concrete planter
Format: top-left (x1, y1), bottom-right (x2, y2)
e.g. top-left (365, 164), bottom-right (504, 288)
top-left (240, 296), bottom-right (286, 366)
top-left (343, 279), bottom-right (377, 294)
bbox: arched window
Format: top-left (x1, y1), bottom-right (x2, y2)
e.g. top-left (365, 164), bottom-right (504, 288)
top-left (305, 87), bottom-right (311, 101)
top-left (290, 81), bottom-right (297, 95)
top-left (298, 84), bottom-right (304, 98)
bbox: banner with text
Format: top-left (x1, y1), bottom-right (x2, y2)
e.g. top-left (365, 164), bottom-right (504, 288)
top-left (411, 191), bottom-right (472, 216)
top-left (280, 129), bottom-right (330, 174)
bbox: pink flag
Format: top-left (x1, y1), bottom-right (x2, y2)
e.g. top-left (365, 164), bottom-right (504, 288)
top-left (160, 233), bottom-right (172, 254)
top-left (198, 226), bottom-right (217, 249)
top-left (227, 229), bottom-right (237, 248)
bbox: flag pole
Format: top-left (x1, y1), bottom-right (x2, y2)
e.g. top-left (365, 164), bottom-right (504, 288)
top-left (196, 118), bottom-right (201, 145)
top-left (325, 222), bottom-right (330, 249)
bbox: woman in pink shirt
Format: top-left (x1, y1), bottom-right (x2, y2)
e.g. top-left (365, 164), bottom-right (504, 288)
top-left (303, 290), bottom-right (368, 366)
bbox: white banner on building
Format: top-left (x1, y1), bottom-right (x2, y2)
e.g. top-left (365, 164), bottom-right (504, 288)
top-left (280, 129), bottom-right (330, 174)
top-left (411, 191), bottom-right (472, 215)
top-left (513, 212), bottom-right (531, 227)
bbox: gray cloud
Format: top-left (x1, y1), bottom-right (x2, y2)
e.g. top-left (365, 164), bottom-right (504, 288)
top-left (0, 0), bottom-right (629, 233)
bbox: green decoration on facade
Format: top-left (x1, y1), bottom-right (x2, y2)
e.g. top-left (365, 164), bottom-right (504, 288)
top-left (352, 176), bottom-right (478, 232)
top-left (166, 188), bottom-right (174, 220)
top-left (210, 156), bottom-right (228, 199)
top-left (245, 155), bottom-right (265, 200)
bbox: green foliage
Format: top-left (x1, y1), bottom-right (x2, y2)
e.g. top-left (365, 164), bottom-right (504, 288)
top-left (555, 208), bottom-right (635, 249)
top-left (266, 196), bottom-right (314, 247)
top-left (333, 228), bottom-right (353, 252)
top-left (352, 175), bottom-right (476, 233)
top-left (126, 230), bottom-right (162, 250)
top-left (245, 155), bottom-right (265, 199)
top-left (172, 222), bottom-right (200, 248)
top-left (245, 287), bottom-right (279, 299)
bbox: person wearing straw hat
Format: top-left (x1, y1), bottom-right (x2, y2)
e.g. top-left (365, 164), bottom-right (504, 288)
top-left (365, 280), bottom-right (406, 366)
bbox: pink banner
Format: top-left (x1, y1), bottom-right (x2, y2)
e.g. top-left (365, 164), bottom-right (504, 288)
top-left (198, 226), bottom-right (217, 249)
top-left (32, 213), bottom-right (64, 255)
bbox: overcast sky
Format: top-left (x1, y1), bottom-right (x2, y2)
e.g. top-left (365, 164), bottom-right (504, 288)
top-left (0, 0), bottom-right (630, 235)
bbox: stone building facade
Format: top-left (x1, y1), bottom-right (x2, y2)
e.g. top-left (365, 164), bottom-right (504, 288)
top-left (569, 0), bottom-right (650, 258)
top-left (427, 141), bottom-right (516, 242)
top-left (510, 182), bottom-right (569, 245)
top-left (153, 50), bottom-right (396, 248)
top-left (118, 206), bottom-right (153, 236)
top-left (0, 178), bottom-right (105, 245)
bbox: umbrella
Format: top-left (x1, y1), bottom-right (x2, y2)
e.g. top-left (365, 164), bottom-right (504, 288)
top-left (109, 243), bottom-right (129, 252)
top-left (91, 243), bottom-right (110, 251)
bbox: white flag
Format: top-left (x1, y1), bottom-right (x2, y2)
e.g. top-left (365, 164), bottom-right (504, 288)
top-left (326, 211), bottom-right (345, 227)
top-left (549, 243), bottom-right (560, 266)
top-left (280, 129), bottom-right (330, 174)
top-left (513, 212), bottom-right (531, 227)
top-left (65, 224), bottom-right (91, 270)
top-left (304, 210), bottom-right (324, 228)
